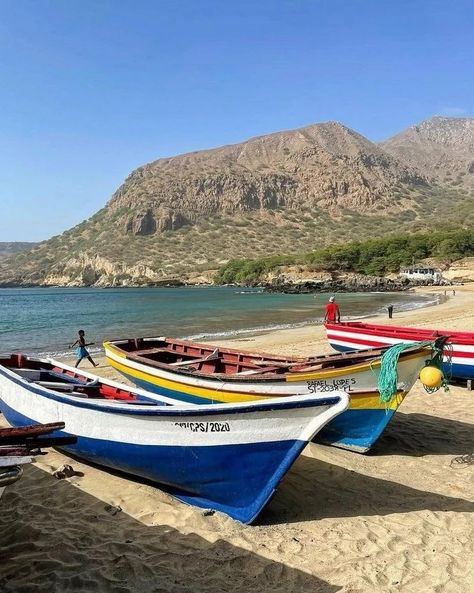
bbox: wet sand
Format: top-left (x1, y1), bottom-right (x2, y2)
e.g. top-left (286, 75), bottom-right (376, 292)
top-left (1, 284), bottom-right (473, 592)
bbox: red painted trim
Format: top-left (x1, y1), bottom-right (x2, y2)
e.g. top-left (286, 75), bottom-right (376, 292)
top-left (326, 331), bottom-right (474, 359)
top-left (325, 322), bottom-right (474, 346)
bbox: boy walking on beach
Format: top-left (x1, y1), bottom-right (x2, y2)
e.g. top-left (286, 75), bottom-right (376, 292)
top-left (324, 296), bottom-right (341, 323)
top-left (70, 330), bottom-right (98, 368)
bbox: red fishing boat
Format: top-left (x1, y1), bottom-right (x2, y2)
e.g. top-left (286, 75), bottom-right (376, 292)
top-left (325, 321), bottom-right (474, 380)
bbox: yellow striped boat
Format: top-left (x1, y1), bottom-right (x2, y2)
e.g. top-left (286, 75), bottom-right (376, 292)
top-left (104, 337), bottom-right (434, 453)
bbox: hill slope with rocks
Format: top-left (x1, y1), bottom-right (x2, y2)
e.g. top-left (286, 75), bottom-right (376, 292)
top-left (381, 116), bottom-right (474, 189)
top-left (1, 117), bottom-right (473, 287)
top-left (0, 242), bottom-right (38, 259)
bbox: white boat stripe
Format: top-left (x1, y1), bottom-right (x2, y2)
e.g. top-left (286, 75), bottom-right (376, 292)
top-left (0, 373), bottom-right (349, 446)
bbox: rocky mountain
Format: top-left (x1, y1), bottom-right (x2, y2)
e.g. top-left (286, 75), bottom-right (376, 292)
top-left (110, 121), bottom-right (424, 236)
top-left (381, 116), bottom-right (474, 188)
top-left (0, 117), bottom-right (473, 287)
top-left (0, 242), bottom-right (37, 259)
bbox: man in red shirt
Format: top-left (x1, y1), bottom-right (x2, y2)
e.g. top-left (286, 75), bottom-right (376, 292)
top-left (324, 296), bottom-right (341, 323)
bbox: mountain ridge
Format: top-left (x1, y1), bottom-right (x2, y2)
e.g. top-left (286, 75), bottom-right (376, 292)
top-left (1, 116), bottom-right (473, 287)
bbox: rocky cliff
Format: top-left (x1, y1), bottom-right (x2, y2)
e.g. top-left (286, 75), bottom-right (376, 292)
top-left (109, 121), bottom-right (425, 236)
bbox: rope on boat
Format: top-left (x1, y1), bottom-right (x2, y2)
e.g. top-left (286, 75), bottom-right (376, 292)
top-left (372, 339), bottom-right (449, 405)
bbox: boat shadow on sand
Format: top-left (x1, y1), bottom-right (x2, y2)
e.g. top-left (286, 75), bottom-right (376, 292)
top-left (0, 465), bottom-right (340, 593)
top-left (370, 412), bottom-right (474, 457)
top-left (260, 454), bottom-right (474, 526)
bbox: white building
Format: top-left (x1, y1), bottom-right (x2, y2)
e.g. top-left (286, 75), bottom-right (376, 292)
top-left (400, 265), bottom-right (442, 283)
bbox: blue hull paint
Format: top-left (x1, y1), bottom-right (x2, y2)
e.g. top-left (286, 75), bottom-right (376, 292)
top-left (120, 371), bottom-right (392, 452)
top-left (131, 375), bottom-right (213, 404)
top-left (329, 343), bottom-right (474, 380)
top-left (0, 400), bottom-right (305, 524)
top-left (318, 408), bottom-right (395, 452)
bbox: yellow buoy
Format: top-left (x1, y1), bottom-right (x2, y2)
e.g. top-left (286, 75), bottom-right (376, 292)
top-left (419, 366), bottom-right (443, 389)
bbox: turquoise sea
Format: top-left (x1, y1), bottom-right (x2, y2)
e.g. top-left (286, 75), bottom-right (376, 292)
top-left (0, 287), bottom-right (441, 357)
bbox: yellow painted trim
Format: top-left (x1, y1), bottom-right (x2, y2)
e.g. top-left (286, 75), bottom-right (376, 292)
top-left (105, 354), bottom-right (407, 410)
top-left (103, 342), bottom-right (127, 359)
top-left (106, 355), bottom-right (265, 402)
top-left (349, 390), bottom-right (406, 411)
top-left (286, 348), bottom-right (429, 382)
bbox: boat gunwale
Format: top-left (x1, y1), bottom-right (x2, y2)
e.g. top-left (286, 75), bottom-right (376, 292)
top-left (104, 339), bottom-right (433, 383)
top-left (0, 361), bottom-right (343, 417)
top-left (328, 321), bottom-right (474, 344)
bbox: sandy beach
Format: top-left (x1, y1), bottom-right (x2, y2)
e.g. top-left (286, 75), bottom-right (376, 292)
top-left (1, 285), bottom-right (473, 592)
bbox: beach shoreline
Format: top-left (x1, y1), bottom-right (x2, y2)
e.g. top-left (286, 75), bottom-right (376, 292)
top-left (55, 285), bottom-right (451, 365)
top-left (1, 283), bottom-right (473, 593)
top-left (207, 284), bottom-right (472, 358)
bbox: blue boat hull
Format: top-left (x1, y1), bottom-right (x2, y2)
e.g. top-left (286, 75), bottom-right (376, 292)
top-left (0, 400), bottom-right (304, 523)
top-left (318, 408), bottom-right (395, 452)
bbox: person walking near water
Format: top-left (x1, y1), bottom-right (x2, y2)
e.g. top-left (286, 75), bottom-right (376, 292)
top-left (70, 330), bottom-right (98, 368)
top-left (387, 304), bottom-right (394, 319)
top-left (324, 296), bottom-right (341, 323)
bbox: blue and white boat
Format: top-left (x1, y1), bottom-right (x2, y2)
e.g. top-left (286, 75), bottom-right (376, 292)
top-left (103, 336), bottom-right (436, 453)
top-left (0, 354), bottom-right (349, 523)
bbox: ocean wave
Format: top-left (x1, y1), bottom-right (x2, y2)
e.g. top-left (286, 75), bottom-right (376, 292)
top-left (183, 318), bottom-right (324, 342)
top-left (183, 295), bottom-right (442, 341)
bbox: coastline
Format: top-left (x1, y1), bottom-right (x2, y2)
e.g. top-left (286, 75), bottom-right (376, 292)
top-left (209, 284), bottom-right (472, 357)
top-left (1, 284), bottom-right (473, 592)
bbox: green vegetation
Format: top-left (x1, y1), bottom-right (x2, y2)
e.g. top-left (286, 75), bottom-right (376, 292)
top-left (214, 229), bottom-right (474, 284)
top-left (3, 182), bottom-right (474, 286)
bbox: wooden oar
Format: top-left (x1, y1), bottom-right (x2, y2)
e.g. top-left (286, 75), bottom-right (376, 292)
top-left (0, 422), bottom-right (66, 443)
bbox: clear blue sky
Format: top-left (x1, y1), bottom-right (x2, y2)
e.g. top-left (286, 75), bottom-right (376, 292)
top-left (1, 0), bottom-right (473, 241)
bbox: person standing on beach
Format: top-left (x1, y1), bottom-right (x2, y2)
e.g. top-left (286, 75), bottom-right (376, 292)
top-left (324, 296), bottom-right (341, 324)
top-left (70, 330), bottom-right (98, 368)
top-left (387, 304), bottom-right (394, 319)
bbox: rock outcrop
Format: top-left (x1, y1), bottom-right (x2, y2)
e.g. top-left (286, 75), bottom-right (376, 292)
top-left (109, 121), bottom-right (425, 236)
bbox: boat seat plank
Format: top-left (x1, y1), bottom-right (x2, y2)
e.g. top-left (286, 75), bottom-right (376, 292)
top-left (233, 366), bottom-right (283, 376)
top-left (34, 381), bottom-right (76, 391)
top-left (288, 364), bottom-right (326, 374)
top-left (249, 360), bottom-right (293, 368)
top-left (132, 348), bottom-right (173, 356)
top-left (170, 358), bottom-right (215, 367)
top-left (170, 352), bottom-right (221, 367)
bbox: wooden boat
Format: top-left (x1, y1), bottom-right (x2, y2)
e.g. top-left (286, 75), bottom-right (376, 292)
top-left (0, 354), bottom-right (348, 523)
top-left (0, 422), bottom-right (75, 499)
top-left (325, 321), bottom-right (474, 380)
top-left (103, 337), bottom-right (436, 453)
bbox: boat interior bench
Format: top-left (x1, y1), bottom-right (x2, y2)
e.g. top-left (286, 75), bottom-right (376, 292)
top-left (130, 347), bottom-right (171, 357)
top-left (34, 381), bottom-right (78, 391)
top-left (169, 350), bottom-right (221, 367)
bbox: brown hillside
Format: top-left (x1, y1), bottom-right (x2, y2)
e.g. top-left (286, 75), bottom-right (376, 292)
top-left (381, 116), bottom-right (474, 189)
top-left (0, 119), bottom-right (472, 287)
top-left (110, 121), bottom-right (424, 235)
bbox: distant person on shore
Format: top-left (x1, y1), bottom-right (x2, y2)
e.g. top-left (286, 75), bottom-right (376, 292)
top-left (324, 296), bottom-right (341, 324)
top-left (453, 289), bottom-right (456, 296)
top-left (387, 304), bottom-right (394, 319)
top-left (70, 330), bottom-right (98, 368)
